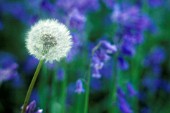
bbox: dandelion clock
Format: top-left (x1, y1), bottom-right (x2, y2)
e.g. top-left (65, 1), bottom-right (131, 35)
top-left (21, 19), bottom-right (72, 113)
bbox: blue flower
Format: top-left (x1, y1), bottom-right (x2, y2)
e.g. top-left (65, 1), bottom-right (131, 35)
top-left (0, 52), bottom-right (19, 84)
top-left (118, 57), bottom-right (129, 70)
top-left (40, 0), bottom-right (55, 13)
top-left (75, 79), bottom-right (85, 94)
top-left (66, 34), bottom-right (82, 62)
top-left (117, 87), bottom-right (133, 113)
top-left (102, 0), bottom-right (115, 9)
top-left (68, 8), bottom-right (86, 30)
top-left (91, 40), bottom-right (117, 78)
top-left (22, 100), bottom-right (43, 113)
top-left (57, 68), bottom-right (65, 81)
top-left (127, 82), bottom-right (137, 96)
top-left (0, 2), bottom-right (29, 24)
top-left (148, 0), bottom-right (163, 7)
top-left (100, 40), bottom-right (117, 54)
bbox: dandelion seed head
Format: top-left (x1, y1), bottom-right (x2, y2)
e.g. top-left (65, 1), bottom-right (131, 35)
top-left (26, 19), bottom-right (72, 62)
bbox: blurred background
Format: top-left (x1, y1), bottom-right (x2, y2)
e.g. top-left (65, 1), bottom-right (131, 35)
top-left (0, 0), bottom-right (170, 113)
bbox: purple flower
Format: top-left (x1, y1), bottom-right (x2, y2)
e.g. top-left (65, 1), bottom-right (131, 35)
top-left (102, 0), bottom-right (115, 9)
top-left (111, 4), bottom-right (121, 22)
top-left (40, 0), bottom-right (55, 13)
top-left (68, 8), bottom-right (86, 30)
top-left (66, 34), bottom-right (82, 62)
top-left (117, 87), bottom-right (126, 97)
top-left (127, 82), bottom-right (137, 96)
top-left (91, 40), bottom-right (117, 78)
top-left (22, 100), bottom-right (43, 113)
top-left (56, 0), bottom-right (75, 12)
top-left (143, 47), bottom-right (165, 67)
top-left (121, 40), bottom-right (135, 56)
top-left (100, 40), bottom-right (117, 54)
top-left (92, 67), bottom-right (101, 78)
top-left (148, 0), bottom-right (163, 7)
top-left (0, 2), bottom-right (29, 24)
top-left (57, 68), bottom-right (65, 81)
top-left (76, 0), bottom-right (100, 12)
top-left (75, 79), bottom-right (85, 94)
top-left (91, 55), bottom-right (104, 70)
top-left (117, 87), bottom-right (133, 113)
top-left (118, 57), bottom-right (129, 70)
top-left (45, 61), bottom-right (56, 70)
top-left (0, 52), bottom-right (19, 84)
top-left (95, 49), bottom-right (111, 62)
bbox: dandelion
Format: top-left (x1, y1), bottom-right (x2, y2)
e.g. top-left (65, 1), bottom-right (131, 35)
top-left (22, 19), bottom-right (72, 113)
top-left (26, 19), bottom-right (72, 62)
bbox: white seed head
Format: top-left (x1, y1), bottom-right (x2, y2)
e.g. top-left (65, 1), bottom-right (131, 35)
top-left (26, 19), bottom-right (73, 62)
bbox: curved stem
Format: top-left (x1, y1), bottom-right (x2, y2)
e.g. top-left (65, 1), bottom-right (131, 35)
top-left (84, 67), bottom-right (91, 113)
top-left (21, 60), bottom-right (44, 113)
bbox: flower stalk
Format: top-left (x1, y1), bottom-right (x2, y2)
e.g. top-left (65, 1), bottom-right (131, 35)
top-left (84, 67), bottom-right (91, 113)
top-left (21, 60), bottom-right (43, 113)
top-left (110, 55), bottom-right (118, 113)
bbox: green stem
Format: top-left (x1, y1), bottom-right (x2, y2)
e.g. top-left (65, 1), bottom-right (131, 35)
top-left (110, 55), bottom-right (118, 113)
top-left (76, 94), bottom-right (81, 113)
top-left (84, 67), bottom-right (91, 113)
top-left (60, 75), bottom-right (67, 113)
top-left (21, 60), bottom-right (43, 113)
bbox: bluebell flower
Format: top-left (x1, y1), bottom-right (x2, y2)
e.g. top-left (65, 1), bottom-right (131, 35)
top-left (102, 0), bottom-right (115, 9)
top-left (66, 34), bottom-right (82, 62)
top-left (95, 49), bottom-right (111, 62)
top-left (100, 40), bottom-right (117, 54)
top-left (117, 87), bottom-right (133, 113)
top-left (117, 87), bottom-right (126, 97)
top-left (75, 79), bottom-right (85, 94)
top-left (57, 0), bottom-right (100, 13)
top-left (148, 0), bottom-right (163, 7)
top-left (0, 52), bottom-right (19, 84)
top-left (40, 0), bottom-right (55, 13)
top-left (68, 8), bottom-right (86, 30)
top-left (127, 82), bottom-right (137, 96)
top-left (57, 68), bottom-right (65, 81)
top-left (118, 57), bottom-right (129, 70)
top-left (143, 47), bottom-right (165, 67)
top-left (111, 4), bottom-right (121, 22)
top-left (22, 100), bottom-right (43, 113)
top-left (0, 2), bottom-right (29, 24)
top-left (91, 40), bottom-right (117, 78)
top-left (56, 0), bottom-right (75, 12)
top-left (121, 39), bottom-right (135, 56)
top-left (76, 0), bottom-right (100, 12)
top-left (92, 66), bottom-right (101, 78)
